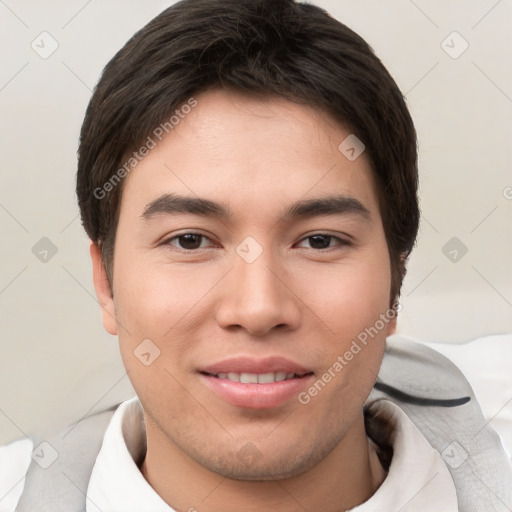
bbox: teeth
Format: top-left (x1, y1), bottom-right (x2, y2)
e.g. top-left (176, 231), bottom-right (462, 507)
top-left (275, 372), bottom-right (287, 382)
top-left (215, 372), bottom-right (300, 383)
top-left (240, 373), bottom-right (258, 384)
top-left (257, 372), bottom-right (275, 384)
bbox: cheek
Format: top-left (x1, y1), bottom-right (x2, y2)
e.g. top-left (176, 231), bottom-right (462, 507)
top-left (313, 248), bottom-right (391, 410)
top-left (111, 261), bottom-right (193, 404)
top-left (297, 262), bottom-right (390, 424)
top-left (298, 251), bottom-right (392, 342)
top-left (113, 247), bottom-right (200, 333)
top-left (111, 251), bottom-right (226, 377)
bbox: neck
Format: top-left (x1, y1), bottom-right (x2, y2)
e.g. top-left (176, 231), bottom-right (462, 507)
top-left (140, 412), bottom-right (387, 512)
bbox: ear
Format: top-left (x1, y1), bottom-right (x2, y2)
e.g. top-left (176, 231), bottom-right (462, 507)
top-left (387, 310), bottom-right (397, 336)
top-left (386, 294), bottom-right (404, 337)
top-left (386, 252), bottom-right (408, 336)
top-left (90, 241), bottom-right (118, 335)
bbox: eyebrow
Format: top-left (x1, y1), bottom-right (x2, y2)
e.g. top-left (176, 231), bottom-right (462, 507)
top-left (141, 193), bottom-right (371, 223)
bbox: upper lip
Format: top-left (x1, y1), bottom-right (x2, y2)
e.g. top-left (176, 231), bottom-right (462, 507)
top-left (199, 356), bottom-right (313, 376)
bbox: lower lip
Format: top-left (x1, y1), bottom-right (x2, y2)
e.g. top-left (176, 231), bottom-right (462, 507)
top-left (199, 373), bottom-right (314, 409)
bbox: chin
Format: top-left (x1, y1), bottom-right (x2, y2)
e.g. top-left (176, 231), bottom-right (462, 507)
top-left (188, 438), bottom-right (334, 482)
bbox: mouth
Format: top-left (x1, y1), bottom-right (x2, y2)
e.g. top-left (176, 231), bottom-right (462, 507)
top-left (200, 371), bottom-right (313, 383)
top-left (198, 357), bottom-right (315, 409)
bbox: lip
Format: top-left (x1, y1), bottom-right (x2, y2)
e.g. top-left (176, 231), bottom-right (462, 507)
top-left (198, 356), bottom-right (314, 409)
top-left (200, 356), bottom-right (311, 375)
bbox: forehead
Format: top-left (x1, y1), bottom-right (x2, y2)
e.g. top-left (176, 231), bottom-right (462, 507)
top-left (119, 88), bottom-right (380, 224)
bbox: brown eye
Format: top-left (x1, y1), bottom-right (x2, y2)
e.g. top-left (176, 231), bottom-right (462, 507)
top-left (308, 235), bottom-right (333, 249)
top-left (297, 234), bottom-right (348, 250)
top-left (165, 233), bottom-right (213, 250)
top-left (177, 234), bottom-right (203, 250)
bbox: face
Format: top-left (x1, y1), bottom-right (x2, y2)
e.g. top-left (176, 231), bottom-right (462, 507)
top-left (92, 88), bottom-right (395, 480)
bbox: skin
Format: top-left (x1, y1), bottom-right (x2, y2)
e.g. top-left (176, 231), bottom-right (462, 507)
top-left (91, 88), bottom-right (397, 512)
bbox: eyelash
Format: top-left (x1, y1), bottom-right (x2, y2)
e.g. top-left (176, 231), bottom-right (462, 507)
top-left (162, 232), bottom-right (350, 252)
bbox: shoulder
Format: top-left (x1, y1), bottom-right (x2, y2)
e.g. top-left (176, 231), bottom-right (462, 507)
top-left (370, 335), bottom-right (512, 511)
top-left (379, 335), bottom-right (476, 400)
top-left (1, 401), bottom-right (122, 512)
top-left (0, 437), bottom-right (33, 512)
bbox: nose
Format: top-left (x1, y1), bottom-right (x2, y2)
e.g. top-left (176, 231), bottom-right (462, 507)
top-left (215, 241), bottom-right (302, 337)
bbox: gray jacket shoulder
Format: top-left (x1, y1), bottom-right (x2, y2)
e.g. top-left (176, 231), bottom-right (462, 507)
top-left (368, 336), bottom-right (512, 512)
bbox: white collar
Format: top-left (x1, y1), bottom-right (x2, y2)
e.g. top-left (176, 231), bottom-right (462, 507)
top-left (86, 396), bottom-right (458, 512)
top-left (86, 397), bottom-right (169, 512)
top-left (348, 399), bottom-right (458, 511)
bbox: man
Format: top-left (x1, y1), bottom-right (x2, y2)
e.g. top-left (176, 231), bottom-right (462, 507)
top-left (1, 0), bottom-right (511, 510)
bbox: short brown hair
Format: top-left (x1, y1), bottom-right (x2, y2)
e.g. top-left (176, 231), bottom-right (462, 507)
top-left (76, 0), bottom-right (419, 303)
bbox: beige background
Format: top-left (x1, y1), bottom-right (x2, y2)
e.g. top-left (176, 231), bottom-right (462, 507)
top-left (0, 0), bottom-right (511, 445)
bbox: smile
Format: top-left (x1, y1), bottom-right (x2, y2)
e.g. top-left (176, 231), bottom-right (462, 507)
top-left (203, 371), bottom-right (311, 383)
top-left (198, 357), bottom-right (315, 409)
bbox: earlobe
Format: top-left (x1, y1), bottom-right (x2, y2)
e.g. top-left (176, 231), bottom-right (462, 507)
top-left (386, 298), bottom-right (399, 337)
top-left (90, 241), bottom-right (118, 335)
top-left (387, 314), bottom-right (397, 336)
